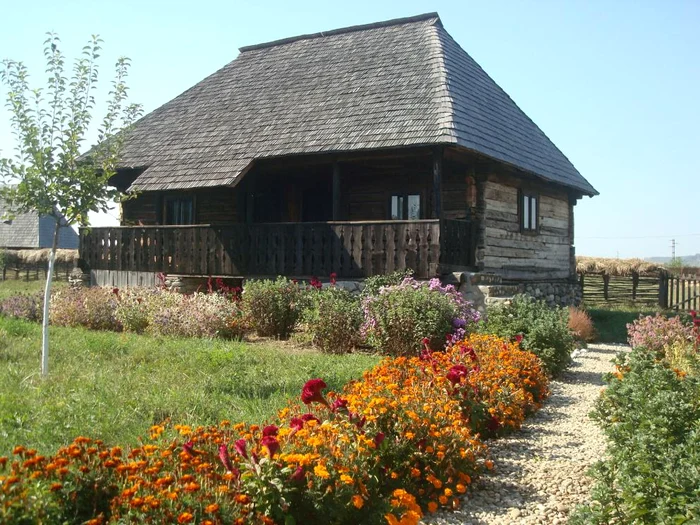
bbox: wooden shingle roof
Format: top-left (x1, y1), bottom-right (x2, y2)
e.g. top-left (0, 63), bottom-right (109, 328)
top-left (121, 13), bottom-right (597, 196)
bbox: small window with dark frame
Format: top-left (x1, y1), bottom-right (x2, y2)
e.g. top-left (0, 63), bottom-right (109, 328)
top-left (521, 192), bottom-right (538, 232)
top-left (390, 194), bottom-right (421, 220)
top-left (164, 197), bottom-right (194, 225)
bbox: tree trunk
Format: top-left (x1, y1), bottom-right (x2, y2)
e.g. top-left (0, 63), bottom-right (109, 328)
top-left (41, 220), bottom-right (61, 376)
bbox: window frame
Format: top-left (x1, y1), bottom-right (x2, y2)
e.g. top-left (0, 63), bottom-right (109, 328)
top-left (389, 193), bottom-right (422, 220)
top-left (519, 189), bottom-right (539, 234)
top-left (163, 195), bottom-right (196, 225)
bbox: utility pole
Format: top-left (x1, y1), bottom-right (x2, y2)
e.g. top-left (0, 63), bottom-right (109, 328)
top-left (671, 238), bottom-right (676, 260)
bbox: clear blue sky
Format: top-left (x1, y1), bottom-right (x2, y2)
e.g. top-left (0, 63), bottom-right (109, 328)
top-left (1, 0), bottom-right (698, 259)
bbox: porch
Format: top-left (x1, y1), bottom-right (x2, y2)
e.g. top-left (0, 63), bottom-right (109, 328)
top-left (79, 219), bottom-right (476, 280)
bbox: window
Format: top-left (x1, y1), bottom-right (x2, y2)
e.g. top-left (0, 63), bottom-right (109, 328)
top-left (521, 192), bottom-right (538, 232)
top-left (164, 197), bottom-right (194, 225)
top-left (390, 194), bottom-right (421, 220)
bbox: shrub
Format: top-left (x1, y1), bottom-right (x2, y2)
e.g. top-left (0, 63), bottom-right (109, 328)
top-left (147, 291), bottom-right (244, 339)
top-left (304, 286), bottom-right (363, 353)
top-left (0, 293), bottom-right (43, 322)
top-left (242, 277), bottom-right (305, 338)
top-left (361, 277), bottom-right (480, 356)
top-left (479, 294), bottom-right (576, 377)
top-left (49, 287), bottom-right (120, 331)
top-left (627, 313), bottom-right (694, 355)
top-left (0, 334), bottom-right (548, 524)
top-left (568, 306), bottom-right (596, 343)
top-left (571, 348), bottom-right (700, 524)
top-left (361, 268), bottom-right (414, 297)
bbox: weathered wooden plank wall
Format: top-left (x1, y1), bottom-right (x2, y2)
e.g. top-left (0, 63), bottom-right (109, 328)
top-left (79, 220), bottom-right (469, 280)
top-left (480, 176), bottom-right (573, 280)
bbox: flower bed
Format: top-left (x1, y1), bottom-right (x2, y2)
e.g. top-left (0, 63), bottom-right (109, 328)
top-left (572, 314), bottom-right (700, 524)
top-left (0, 334), bottom-right (548, 524)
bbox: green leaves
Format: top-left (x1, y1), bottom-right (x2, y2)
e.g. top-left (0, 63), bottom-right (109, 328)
top-left (0, 33), bottom-right (143, 227)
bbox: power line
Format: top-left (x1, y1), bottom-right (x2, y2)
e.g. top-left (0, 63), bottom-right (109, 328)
top-left (578, 233), bottom-right (700, 240)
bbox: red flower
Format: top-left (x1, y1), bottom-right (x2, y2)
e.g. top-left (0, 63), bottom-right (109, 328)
top-left (234, 439), bottom-right (248, 460)
top-left (349, 412), bottom-right (366, 429)
top-left (290, 418), bottom-right (304, 431)
top-left (301, 413), bottom-right (320, 423)
top-left (331, 398), bottom-right (349, 412)
top-left (262, 425), bottom-right (279, 437)
top-left (218, 444), bottom-right (234, 472)
top-left (446, 364), bottom-right (469, 385)
top-left (301, 379), bottom-right (328, 406)
top-left (112, 287), bottom-right (119, 295)
top-left (514, 334), bottom-right (524, 343)
top-left (290, 466), bottom-right (305, 482)
top-left (261, 435), bottom-right (280, 457)
top-left (330, 272), bottom-right (337, 285)
top-left (182, 441), bottom-right (195, 456)
top-left (487, 415), bottom-right (501, 432)
top-left (373, 432), bottom-right (385, 448)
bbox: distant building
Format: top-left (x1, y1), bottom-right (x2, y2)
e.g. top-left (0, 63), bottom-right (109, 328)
top-left (0, 197), bottom-right (79, 250)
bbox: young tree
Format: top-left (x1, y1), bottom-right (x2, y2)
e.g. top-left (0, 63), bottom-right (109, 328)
top-left (0, 34), bottom-right (142, 376)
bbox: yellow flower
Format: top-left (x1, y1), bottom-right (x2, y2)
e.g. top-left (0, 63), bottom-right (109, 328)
top-left (314, 464), bottom-right (330, 479)
top-left (340, 474), bottom-right (354, 485)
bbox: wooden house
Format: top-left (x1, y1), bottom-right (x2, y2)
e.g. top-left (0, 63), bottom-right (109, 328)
top-left (1, 196), bottom-right (79, 250)
top-left (80, 13), bottom-right (598, 302)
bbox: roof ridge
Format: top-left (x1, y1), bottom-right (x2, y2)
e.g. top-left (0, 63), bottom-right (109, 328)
top-left (239, 12), bottom-right (441, 53)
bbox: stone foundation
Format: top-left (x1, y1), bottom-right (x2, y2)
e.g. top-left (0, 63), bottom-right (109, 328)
top-left (520, 280), bottom-right (582, 307)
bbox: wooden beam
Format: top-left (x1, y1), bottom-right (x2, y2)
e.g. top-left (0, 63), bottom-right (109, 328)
top-left (432, 147), bottom-right (443, 219)
top-left (332, 162), bottom-right (341, 221)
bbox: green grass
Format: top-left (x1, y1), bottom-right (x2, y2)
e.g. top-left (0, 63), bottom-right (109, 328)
top-left (0, 278), bottom-right (66, 299)
top-left (0, 317), bottom-right (379, 456)
top-left (587, 305), bottom-right (690, 344)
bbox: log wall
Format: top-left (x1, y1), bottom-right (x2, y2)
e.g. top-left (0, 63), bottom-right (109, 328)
top-left (480, 175), bottom-right (573, 280)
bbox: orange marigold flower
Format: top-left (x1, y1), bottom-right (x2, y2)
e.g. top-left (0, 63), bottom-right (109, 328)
top-left (439, 495), bottom-right (448, 505)
top-left (177, 512), bottom-right (194, 524)
top-left (183, 482), bottom-right (200, 492)
top-left (352, 494), bottom-right (364, 509)
top-left (313, 464), bottom-right (330, 479)
top-left (428, 501), bottom-right (438, 513)
top-left (456, 483), bottom-right (467, 493)
top-left (49, 482), bottom-right (62, 492)
top-left (205, 503), bottom-right (220, 513)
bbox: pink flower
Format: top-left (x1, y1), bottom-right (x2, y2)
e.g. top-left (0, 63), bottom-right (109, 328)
top-left (262, 425), bottom-right (279, 437)
top-left (290, 466), bottom-right (305, 482)
top-left (182, 440), bottom-right (195, 456)
top-left (301, 379), bottom-right (328, 405)
top-left (234, 438), bottom-right (248, 460)
top-left (331, 398), bottom-right (348, 412)
top-left (261, 435), bottom-right (280, 457)
top-left (514, 334), bottom-right (524, 343)
top-left (218, 444), bottom-right (234, 472)
top-left (446, 364), bottom-right (469, 384)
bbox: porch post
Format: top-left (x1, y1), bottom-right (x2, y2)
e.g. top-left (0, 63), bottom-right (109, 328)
top-left (432, 147), bottom-right (443, 219)
top-left (332, 162), bottom-right (341, 221)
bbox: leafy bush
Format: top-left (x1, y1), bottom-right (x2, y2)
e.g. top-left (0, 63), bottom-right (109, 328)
top-left (304, 286), bottom-right (363, 353)
top-left (147, 291), bottom-right (244, 339)
top-left (0, 334), bottom-right (547, 524)
top-left (241, 277), bottom-right (305, 338)
top-left (571, 348), bottom-right (700, 524)
top-left (627, 313), bottom-right (694, 354)
top-left (361, 268), bottom-right (414, 297)
top-left (568, 306), bottom-right (596, 343)
top-left (49, 287), bottom-right (120, 331)
top-left (479, 294), bottom-right (575, 377)
top-left (0, 292), bottom-right (43, 322)
top-left (361, 277), bottom-right (480, 356)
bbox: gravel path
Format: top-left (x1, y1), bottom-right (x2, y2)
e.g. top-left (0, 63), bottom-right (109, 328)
top-left (424, 344), bottom-right (627, 525)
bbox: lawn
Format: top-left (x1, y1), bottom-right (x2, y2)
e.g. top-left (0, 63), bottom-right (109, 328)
top-left (587, 304), bottom-right (691, 343)
top-left (0, 316), bottom-right (379, 456)
top-left (0, 278), bottom-right (62, 299)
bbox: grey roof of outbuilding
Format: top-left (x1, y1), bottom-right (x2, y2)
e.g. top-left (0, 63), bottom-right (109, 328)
top-left (120, 13), bottom-right (597, 196)
top-left (0, 198), bottom-right (79, 250)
